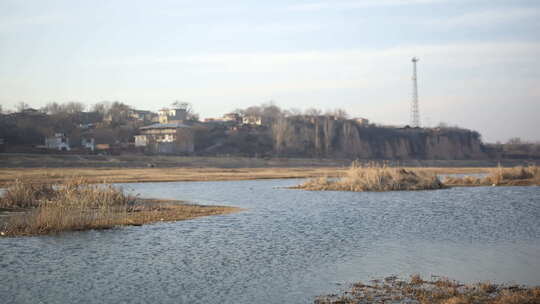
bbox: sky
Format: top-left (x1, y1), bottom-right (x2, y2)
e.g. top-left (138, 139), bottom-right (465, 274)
top-left (0, 0), bottom-right (539, 143)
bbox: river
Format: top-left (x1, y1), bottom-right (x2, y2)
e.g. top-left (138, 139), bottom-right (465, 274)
top-left (1, 179), bottom-right (539, 303)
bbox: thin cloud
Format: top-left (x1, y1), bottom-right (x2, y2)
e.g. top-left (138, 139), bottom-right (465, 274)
top-left (91, 41), bottom-right (540, 69)
top-left (424, 7), bottom-right (540, 28)
top-left (0, 14), bottom-right (68, 32)
top-left (286, 0), bottom-right (450, 11)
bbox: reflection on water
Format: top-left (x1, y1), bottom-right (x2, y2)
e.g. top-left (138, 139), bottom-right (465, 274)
top-left (1, 179), bottom-right (539, 304)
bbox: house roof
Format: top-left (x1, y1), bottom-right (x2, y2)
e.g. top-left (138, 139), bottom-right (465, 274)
top-left (140, 122), bottom-right (191, 130)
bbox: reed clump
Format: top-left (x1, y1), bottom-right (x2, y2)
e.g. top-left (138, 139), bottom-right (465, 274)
top-left (443, 165), bottom-right (540, 187)
top-left (295, 162), bottom-right (445, 192)
top-left (0, 179), bottom-right (237, 236)
top-left (315, 275), bottom-right (540, 304)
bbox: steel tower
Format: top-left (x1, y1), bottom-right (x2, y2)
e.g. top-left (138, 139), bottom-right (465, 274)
top-left (410, 57), bottom-right (420, 127)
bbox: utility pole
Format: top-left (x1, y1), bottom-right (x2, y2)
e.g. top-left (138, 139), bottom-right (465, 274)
top-left (411, 57), bottom-right (420, 128)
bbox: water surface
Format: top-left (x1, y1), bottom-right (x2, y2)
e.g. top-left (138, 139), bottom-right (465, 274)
top-left (1, 179), bottom-right (539, 303)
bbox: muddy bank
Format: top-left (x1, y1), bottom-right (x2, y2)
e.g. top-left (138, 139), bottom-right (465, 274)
top-left (315, 275), bottom-right (540, 304)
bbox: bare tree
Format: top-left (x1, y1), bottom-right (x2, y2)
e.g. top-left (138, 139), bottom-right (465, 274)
top-left (272, 117), bottom-right (289, 154)
top-left (507, 137), bottom-right (522, 145)
top-left (92, 102), bottom-right (110, 116)
top-left (305, 108), bottom-right (322, 116)
top-left (107, 101), bottom-right (131, 124)
top-left (42, 102), bottom-right (62, 115)
top-left (323, 117), bottom-right (335, 155)
top-left (261, 104), bottom-right (282, 120)
top-left (244, 106), bottom-right (262, 117)
top-left (64, 101), bottom-right (85, 114)
top-left (332, 108), bottom-right (348, 120)
top-left (171, 101), bottom-right (199, 121)
top-left (284, 108), bottom-right (302, 117)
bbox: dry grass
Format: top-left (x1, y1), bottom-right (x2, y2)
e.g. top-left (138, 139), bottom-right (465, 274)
top-left (443, 165), bottom-right (540, 187)
top-left (294, 162), bottom-right (445, 192)
top-left (295, 164), bottom-right (539, 192)
top-left (0, 167), bottom-right (347, 187)
top-left (0, 179), bottom-right (238, 236)
top-left (315, 275), bottom-right (540, 304)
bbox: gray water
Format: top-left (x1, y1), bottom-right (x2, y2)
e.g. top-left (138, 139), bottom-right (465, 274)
top-left (1, 179), bottom-right (539, 304)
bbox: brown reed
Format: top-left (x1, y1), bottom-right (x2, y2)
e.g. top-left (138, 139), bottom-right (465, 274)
top-left (0, 179), bottom-right (237, 236)
top-left (295, 162), bottom-right (445, 192)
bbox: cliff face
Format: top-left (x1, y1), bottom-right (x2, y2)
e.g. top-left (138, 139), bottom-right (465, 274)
top-left (272, 118), bottom-right (485, 160)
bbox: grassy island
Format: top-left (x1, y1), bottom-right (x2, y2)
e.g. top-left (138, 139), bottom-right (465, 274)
top-left (443, 165), bottom-right (540, 187)
top-left (315, 275), bottom-right (540, 304)
top-left (294, 163), bottom-right (445, 192)
top-left (0, 179), bottom-right (238, 237)
top-left (294, 164), bottom-right (539, 192)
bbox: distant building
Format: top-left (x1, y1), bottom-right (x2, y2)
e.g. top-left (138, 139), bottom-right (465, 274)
top-left (223, 113), bottom-right (242, 124)
top-left (203, 118), bottom-right (226, 123)
top-left (354, 117), bottom-right (370, 125)
top-left (45, 133), bottom-right (70, 151)
top-left (242, 115), bottom-right (264, 125)
top-left (129, 110), bottom-right (155, 122)
top-left (20, 108), bottom-right (42, 115)
top-left (135, 122), bottom-right (194, 154)
top-left (79, 123), bottom-right (95, 130)
top-left (81, 137), bottom-right (95, 151)
top-left (158, 108), bottom-right (188, 124)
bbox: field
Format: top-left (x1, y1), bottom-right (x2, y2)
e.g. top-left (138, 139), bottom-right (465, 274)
top-left (0, 153), bottom-right (534, 169)
top-left (0, 153), bottom-right (519, 187)
top-left (0, 166), bottom-right (502, 187)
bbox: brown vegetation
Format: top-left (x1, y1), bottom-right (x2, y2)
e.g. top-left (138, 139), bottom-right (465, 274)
top-left (295, 164), bottom-right (539, 192)
top-left (0, 179), bottom-right (238, 236)
top-left (443, 165), bottom-right (540, 187)
top-left (294, 163), bottom-right (445, 192)
top-left (0, 167), bottom-right (346, 187)
top-left (315, 275), bottom-right (540, 304)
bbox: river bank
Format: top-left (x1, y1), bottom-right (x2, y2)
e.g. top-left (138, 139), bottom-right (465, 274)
top-left (315, 275), bottom-right (540, 304)
top-left (0, 166), bottom-right (498, 187)
top-left (1, 153), bottom-right (537, 169)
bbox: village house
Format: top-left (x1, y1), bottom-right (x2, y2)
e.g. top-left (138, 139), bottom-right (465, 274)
top-left (204, 113), bottom-right (243, 125)
top-left (223, 113), bottom-right (242, 124)
top-left (242, 115), bottom-right (271, 126)
top-left (135, 122), bottom-right (194, 154)
top-left (129, 109), bottom-right (156, 122)
top-left (203, 117), bottom-right (226, 123)
top-left (158, 108), bottom-right (188, 124)
top-left (355, 117), bottom-right (370, 125)
top-left (45, 133), bottom-right (70, 151)
top-left (81, 137), bottom-right (95, 151)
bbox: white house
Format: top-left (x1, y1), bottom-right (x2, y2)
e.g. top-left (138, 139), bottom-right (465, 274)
top-left (45, 133), bottom-right (70, 151)
top-left (158, 108), bottom-right (188, 124)
top-left (81, 137), bottom-right (95, 151)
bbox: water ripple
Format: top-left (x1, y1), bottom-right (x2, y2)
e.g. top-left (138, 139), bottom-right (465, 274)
top-left (1, 179), bottom-right (539, 304)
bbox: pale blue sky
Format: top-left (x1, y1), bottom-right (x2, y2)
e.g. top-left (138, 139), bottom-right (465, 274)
top-left (1, 0), bottom-right (539, 142)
